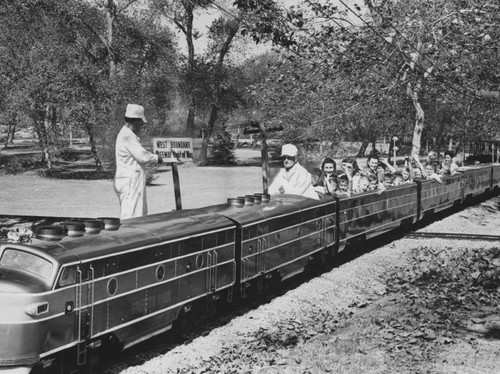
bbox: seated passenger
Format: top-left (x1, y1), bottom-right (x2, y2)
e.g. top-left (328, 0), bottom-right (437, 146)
top-left (392, 171), bottom-right (403, 186)
top-left (413, 166), bottom-right (423, 180)
top-left (383, 172), bottom-right (394, 187)
top-left (377, 158), bottom-right (396, 176)
top-left (341, 157), bottom-right (359, 174)
top-left (268, 144), bottom-right (319, 199)
top-left (334, 170), bottom-right (352, 197)
top-left (365, 174), bottom-right (386, 194)
top-left (367, 174), bottom-right (379, 190)
top-left (314, 157), bottom-right (337, 196)
top-left (353, 175), bottom-right (370, 193)
top-left (341, 157), bottom-right (360, 191)
top-left (440, 150), bottom-right (459, 175)
top-left (423, 161), bottom-right (443, 183)
top-left (311, 168), bottom-right (322, 187)
top-left (360, 153), bottom-right (380, 178)
top-left (412, 155), bottom-right (433, 181)
top-left (401, 165), bottom-right (413, 184)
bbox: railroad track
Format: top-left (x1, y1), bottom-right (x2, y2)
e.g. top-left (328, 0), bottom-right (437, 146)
top-left (406, 232), bottom-right (500, 241)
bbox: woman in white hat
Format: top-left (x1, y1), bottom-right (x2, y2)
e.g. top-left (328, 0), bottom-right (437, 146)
top-left (114, 104), bottom-right (163, 219)
top-left (268, 144), bottom-right (319, 199)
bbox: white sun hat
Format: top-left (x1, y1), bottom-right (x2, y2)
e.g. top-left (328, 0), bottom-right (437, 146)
top-left (125, 104), bottom-right (147, 123)
top-left (281, 144), bottom-right (298, 157)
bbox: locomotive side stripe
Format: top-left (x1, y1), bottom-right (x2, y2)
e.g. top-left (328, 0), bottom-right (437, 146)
top-left (1, 241), bottom-right (236, 297)
top-left (339, 215), bottom-right (415, 243)
top-left (76, 226), bottom-right (236, 266)
top-left (88, 259), bottom-right (237, 309)
top-left (241, 214), bottom-right (336, 242)
top-left (0, 258), bottom-right (237, 324)
top-left (239, 202), bottom-right (335, 228)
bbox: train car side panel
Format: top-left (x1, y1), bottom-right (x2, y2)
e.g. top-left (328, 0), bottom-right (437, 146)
top-left (337, 183), bottom-right (418, 251)
top-left (461, 166), bottom-right (492, 198)
top-left (418, 174), bottom-right (463, 216)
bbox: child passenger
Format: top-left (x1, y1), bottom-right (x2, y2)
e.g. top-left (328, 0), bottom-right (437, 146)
top-left (353, 175), bottom-right (370, 193)
top-left (334, 170), bottom-right (352, 197)
top-left (401, 167), bottom-right (412, 184)
top-left (392, 171), bottom-right (403, 186)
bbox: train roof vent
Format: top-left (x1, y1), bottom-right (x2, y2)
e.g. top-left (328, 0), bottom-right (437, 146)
top-left (253, 194), bottom-right (262, 205)
top-left (244, 195), bottom-right (255, 206)
top-left (227, 197), bottom-right (245, 208)
top-left (97, 217), bottom-right (121, 231)
top-left (57, 221), bottom-right (85, 237)
top-left (35, 225), bottom-right (65, 241)
top-left (254, 193), bottom-right (270, 203)
top-left (80, 219), bottom-right (103, 234)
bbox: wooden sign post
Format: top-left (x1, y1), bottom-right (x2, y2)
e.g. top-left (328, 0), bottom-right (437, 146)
top-left (242, 121), bottom-right (283, 194)
top-left (170, 160), bottom-right (182, 210)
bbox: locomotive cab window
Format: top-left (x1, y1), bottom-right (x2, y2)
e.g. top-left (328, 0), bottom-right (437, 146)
top-left (58, 266), bottom-right (77, 287)
top-left (0, 249), bottom-right (53, 279)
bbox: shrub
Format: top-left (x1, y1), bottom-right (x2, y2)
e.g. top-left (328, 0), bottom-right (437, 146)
top-left (5, 157), bottom-right (24, 174)
top-left (208, 130), bottom-right (237, 165)
top-left (57, 148), bottom-right (80, 162)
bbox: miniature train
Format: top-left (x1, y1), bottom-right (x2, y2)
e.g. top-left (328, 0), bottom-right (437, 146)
top-left (0, 163), bottom-right (499, 374)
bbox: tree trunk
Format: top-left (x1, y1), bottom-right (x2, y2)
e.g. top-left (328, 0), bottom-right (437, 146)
top-left (105, 0), bottom-right (117, 81)
top-left (408, 83), bottom-right (424, 159)
top-left (85, 123), bottom-right (102, 170)
top-left (184, 3), bottom-right (196, 136)
top-left (186, 97), bottom-right (196, 136)
top-left (8, 123), bottom-right (16, 143)
top-left (198, 104), bottom-right (219, 166)
top-left (197, 21), bottom-right (239, 165)
top-left (4, 122), bottom-right (16, 148)
top-left (39, 104), bottom-right (53, 169)
top-left (356, 140), bottom-right (369, 157)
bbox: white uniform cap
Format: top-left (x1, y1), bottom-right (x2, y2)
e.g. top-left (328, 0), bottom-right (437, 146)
top-left (281, 144), bottom-right (298, 157)
top-left (125, 104), bottom-right (147, 123)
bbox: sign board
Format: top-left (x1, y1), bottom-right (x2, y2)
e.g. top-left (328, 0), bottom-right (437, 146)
top-left (153, 137), bottom-right (193, 162)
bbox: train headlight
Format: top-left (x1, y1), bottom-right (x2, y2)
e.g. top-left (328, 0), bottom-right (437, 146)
top-left (24, 302), bottom-right (49, 317)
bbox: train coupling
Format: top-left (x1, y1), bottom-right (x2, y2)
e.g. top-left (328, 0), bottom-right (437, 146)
top-left (88, 340), bottom-right (102, 350)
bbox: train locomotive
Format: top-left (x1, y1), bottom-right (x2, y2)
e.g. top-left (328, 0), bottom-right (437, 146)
top-left (0, 163), bottom-right (499, 374)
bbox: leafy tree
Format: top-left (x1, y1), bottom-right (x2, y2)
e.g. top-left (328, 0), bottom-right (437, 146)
top-left (151, 0), bottom-right (213, 136)
top-left (235, 0), bottom-right (500, 157)
top-left (0, 0), bottom-right (178, 169)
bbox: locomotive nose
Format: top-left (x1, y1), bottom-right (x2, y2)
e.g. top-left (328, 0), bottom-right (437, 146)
top-left (0, 280), bottom-right (46, 371)
top-left (0, 280), bottom-right (34, 293)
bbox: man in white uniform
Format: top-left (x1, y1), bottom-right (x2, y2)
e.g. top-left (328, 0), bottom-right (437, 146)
top-left (114, 104), bottom-right (162, 219)
top-left (268, 144), bottom-right (318, 200)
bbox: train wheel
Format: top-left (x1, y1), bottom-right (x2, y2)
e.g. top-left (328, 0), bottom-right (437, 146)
top-left (99, 334), bottom-right (123, 366)
top-left (171, 307), bottom-right (192, 341)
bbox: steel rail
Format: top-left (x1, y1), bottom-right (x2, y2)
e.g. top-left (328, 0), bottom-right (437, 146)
top-left (405, 232), bottom-right (500, 241)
